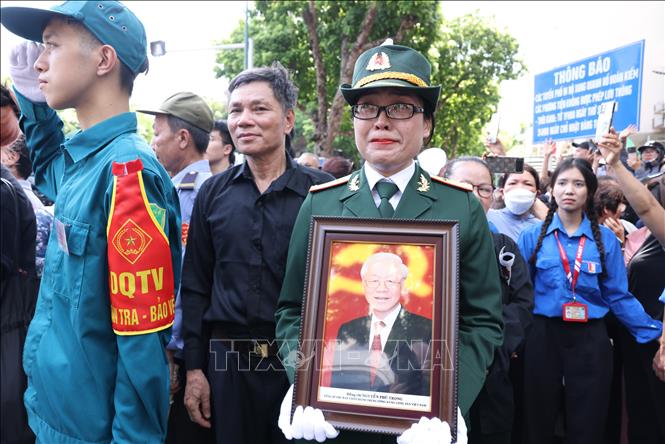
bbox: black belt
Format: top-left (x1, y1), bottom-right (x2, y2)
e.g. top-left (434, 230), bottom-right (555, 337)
top-left (210, 325), bottom-right (279, 358)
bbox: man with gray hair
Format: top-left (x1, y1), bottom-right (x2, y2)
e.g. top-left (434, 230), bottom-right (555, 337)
top-left (297, 152), bottom-right (320, 170)
top-left (181, 63), bottom-right (333, 444)
top-left (331, 252), bottom-right (432, 396)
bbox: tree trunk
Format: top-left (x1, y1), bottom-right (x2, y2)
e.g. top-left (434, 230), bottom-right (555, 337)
top-left (303, 1), bottom-right (328, 155)
top-left (320, 1), bottom-right (378, 157)
top-left (321, 7), bottom-right (419, 156)
top-left (449, 125), bottom-right (459, 159)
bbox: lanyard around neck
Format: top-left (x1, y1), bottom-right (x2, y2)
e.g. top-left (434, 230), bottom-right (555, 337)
top-left (553, 230), bottom-right (586, 299)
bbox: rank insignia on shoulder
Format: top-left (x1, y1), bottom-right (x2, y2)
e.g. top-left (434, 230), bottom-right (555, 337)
top-left (431, 175), bottom-right (473, 192)
top-left (177, 171), bottom-right (198, 190)
top-left (416, 174), bottom-right (430, 192)
top-left (309, 174), bottom-right (353, 193)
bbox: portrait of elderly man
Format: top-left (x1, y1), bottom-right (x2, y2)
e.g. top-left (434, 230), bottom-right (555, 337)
top-left (330, 252), bottom-right (432, 396)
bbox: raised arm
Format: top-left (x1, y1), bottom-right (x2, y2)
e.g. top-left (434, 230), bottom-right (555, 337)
top-left (597, 128), bottom-right (665, 247)
top-left (11, 42), bottom-right (66, 201)
top-left (540, 139), bottom-right (556, 185)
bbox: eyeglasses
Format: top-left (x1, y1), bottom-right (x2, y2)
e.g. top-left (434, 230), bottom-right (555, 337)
top-left (470, 184), bottom-right (494, 198)
top-left (351, 103), bottom-right (425, 120)
top-left (364, 278), bottom-right (403, 289)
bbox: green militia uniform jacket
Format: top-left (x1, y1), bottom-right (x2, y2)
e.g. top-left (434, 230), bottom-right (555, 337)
top-left (275, 164), bottom-right (503, 443)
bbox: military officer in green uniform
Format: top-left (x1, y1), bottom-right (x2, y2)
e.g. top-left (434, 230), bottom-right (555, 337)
top-left (275, 41), bottom-right (502, 443)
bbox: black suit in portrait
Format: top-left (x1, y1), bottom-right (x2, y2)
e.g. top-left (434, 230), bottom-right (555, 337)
top-left (330, 307), bottom-right (432, 396)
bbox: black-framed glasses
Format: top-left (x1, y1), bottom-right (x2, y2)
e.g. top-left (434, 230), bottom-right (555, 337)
top-left (471, 184), bottom-right (494, 198)
top-left (351, 103), bottom-right (425, 120)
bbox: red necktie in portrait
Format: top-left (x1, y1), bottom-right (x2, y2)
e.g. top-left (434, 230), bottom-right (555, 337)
top-left (369, 320), bottom-right (386, 385)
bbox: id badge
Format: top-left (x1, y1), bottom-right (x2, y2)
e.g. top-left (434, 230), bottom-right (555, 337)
top-left (563, 301), bottom-right (588, 323)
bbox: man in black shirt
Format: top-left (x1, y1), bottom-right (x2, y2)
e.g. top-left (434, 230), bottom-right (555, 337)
top-left (181, 62), bottom-right (333, 444)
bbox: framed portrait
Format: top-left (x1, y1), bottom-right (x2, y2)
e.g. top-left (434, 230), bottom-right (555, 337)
top-left (292, 216), bottom-right (460, 436)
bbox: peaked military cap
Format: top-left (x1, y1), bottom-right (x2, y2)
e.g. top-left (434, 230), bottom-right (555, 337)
top-left (340, 41), bottom-right (441, 113)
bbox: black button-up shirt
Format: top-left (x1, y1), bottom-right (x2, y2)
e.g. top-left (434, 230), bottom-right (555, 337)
top-left (182, 154), bottom-right (332, 369)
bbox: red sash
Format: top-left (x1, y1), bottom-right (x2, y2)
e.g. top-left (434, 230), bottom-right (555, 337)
top-left (107, 159), bottom-right (175, 335)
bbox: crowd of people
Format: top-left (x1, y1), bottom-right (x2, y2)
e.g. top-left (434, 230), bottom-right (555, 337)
top-left (1, 2), bottom-right (664, 444)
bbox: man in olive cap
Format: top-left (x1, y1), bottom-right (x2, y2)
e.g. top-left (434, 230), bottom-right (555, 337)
top-left (1, 2), bottom-right (181, 443)
top-left (138, 92), bottom-right (215, 443)
top-left (276, 40), bottom-right (502, 443)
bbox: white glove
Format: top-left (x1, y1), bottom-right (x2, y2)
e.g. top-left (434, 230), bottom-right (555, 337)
top-left (396, 407), bottom-right (467, 444)
top-left (9, 41), bottom-right (46, 103)
top-left (278, 384), bottom-right (339, 442)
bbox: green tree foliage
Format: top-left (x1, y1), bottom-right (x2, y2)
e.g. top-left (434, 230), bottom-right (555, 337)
top-left (214, 0), bottom-right (441, 162)
top-left (430, 14), bottom-right (525, 157)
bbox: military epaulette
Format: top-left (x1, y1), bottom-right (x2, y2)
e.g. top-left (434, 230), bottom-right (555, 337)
top-left (177, 171), bottom-right (199, 190)
top-left (309, 174), bottom-right (352, 193)
top-left (430, 175), bottom-right (473, 192)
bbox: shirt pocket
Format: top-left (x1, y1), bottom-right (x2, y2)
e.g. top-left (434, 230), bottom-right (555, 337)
top-left (576, 258), bottom-right (603, 297)
top-left (535, 257), bottom-right (562, 289)
top-left (51, 216), bottom-right (90, 308)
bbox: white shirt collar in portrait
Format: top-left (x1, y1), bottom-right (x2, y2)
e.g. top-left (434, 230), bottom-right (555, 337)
top-left (369, 303), bottom-right (402, 351)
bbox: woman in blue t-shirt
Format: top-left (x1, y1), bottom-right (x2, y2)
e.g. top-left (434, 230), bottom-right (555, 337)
top-left (517, 157), bottom-right (662, 444)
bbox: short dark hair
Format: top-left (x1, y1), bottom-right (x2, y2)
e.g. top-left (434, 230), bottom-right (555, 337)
top-left (213, 119), bottom-right (236, 164)
top-left (69, 18), bottom-right (147, 97)
top-left (7, 135), bottom-right (32, 179)
top-left (424, 109), bottom-right (435, 147)
top-left (498, 163), bottom-right (540, 192)
top-left (228, 62), bottom-right (298, 150)
top-left (1, 84), bottom-right (20, 118)
top-left (228, 62), bottom-right (298, 112)
top-left (166, 115), bottom-right (210, 154)
top-left (322, 156), bottom-right (353, 179)
top-left (594, 176), bottom-right (625, 214)
top-left (119, 58), bottom-right (148, 97)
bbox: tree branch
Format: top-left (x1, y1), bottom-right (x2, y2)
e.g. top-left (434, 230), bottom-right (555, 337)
top-left (394, 15), bottom-right (415, 42)
top-left (361, 14), bottom-right (414, 54)
top-left (323, 1), bottom-right (379, 155)
top-left (343, 1), bottom-right (378, 84)
top-left (303, 1), bottom-right (328, 149)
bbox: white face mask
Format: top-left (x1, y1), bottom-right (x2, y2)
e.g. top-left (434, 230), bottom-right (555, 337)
top-left (504, 188), bottom-right (536, 215)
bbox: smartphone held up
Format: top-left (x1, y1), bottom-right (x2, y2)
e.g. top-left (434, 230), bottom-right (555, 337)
top-left (595, 101), bottom-right (616, 141)
top-left (485, 156), bottom-right (525, 174)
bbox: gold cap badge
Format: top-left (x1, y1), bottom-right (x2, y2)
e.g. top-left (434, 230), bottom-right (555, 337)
top-left (366, 52), bottom-right (391, 71)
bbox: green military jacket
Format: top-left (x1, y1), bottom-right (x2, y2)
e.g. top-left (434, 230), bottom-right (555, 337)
top-left (275, 164), bottom-right (503, 443)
